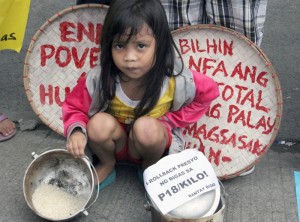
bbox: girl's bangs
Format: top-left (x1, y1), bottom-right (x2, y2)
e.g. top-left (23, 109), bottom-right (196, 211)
top-left (113, 14), bottom-right (145, 42)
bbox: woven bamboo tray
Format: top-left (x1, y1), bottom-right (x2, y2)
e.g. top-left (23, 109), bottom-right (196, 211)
top-left (172, 25), bottom-right (282, 179)
top-left (23, 4), bottom-right (108, 135)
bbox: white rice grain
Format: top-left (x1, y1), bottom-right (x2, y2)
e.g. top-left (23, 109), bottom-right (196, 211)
top-left (32, 183), bottom-right (88, 220)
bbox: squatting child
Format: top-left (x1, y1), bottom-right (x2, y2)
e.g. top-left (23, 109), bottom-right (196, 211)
top-left (62, 0), bottom-right (219, 190)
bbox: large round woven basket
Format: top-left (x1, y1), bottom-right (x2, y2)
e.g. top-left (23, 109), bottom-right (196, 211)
top-left (23, 4), bottom-right (109, 135)
top-left (172, 25), bottom-right (282, 179)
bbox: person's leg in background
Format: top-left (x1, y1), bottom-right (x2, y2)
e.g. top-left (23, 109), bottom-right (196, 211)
top-left (160, 0), bottom-right (206, 31)
top-left (205, 0), bottom-right (268, 46)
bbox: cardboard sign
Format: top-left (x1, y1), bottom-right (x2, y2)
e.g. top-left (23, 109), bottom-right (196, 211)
top-left (172, 25), bottom-right (282, 179)
top-left (0, 0), bottom-right (31, 52)
top-left (24, 5), bottom-right (108, 135)
top-left (144, 149), bottom-right (219, 215)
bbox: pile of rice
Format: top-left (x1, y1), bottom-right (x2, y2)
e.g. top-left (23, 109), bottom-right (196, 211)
top-left (32, 183), bottom-right (88, 220)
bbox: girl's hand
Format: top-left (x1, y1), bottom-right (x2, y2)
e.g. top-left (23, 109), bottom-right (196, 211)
top-left (67, 129), bottom-right (87, 158)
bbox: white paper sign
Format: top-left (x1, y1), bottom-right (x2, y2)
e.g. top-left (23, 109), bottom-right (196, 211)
top-left (144, 149), bottom-right (219, 215)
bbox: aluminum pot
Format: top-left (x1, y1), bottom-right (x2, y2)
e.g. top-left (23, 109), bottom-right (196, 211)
top-left (23, 148), bottom-right (99, 221)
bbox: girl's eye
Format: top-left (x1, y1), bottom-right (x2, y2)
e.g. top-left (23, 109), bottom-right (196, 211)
top-left (137, 43), bottom-right (146, 49)
top-left (114, 44), bottom-right (124, 49)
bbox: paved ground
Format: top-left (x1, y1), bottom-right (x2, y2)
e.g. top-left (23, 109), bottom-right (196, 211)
top-left (0, 128), bottom-right (299, 222)
top-left (0, 0), bottom-right (299, 222)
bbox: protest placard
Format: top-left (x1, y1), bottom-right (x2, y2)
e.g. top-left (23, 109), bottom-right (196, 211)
top-left (144, 149), bottom-right (219, 215)
top-left (0, 0), bottom-right (31, 52)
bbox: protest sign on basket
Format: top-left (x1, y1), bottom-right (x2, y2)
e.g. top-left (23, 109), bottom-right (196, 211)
top-left (172, 25), bottom-right (282, 179)
top-left (23, 4), bottom-right (108, 135)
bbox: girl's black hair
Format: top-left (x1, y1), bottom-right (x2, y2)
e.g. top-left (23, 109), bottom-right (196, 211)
top-left (100, 0), bottom-right (183, 118)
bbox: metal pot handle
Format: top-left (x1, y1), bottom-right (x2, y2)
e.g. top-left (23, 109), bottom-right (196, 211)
top-left (81, 156), bottom-right (100, 216)
top-left (31, 147), bottom-right (66, 159)
top-left (144, 192), bottom-right (152, 211)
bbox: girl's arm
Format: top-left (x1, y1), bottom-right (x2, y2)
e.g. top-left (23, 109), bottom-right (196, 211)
top-left (161, 71), bottom-right (219, 129)
top-left (62, 74), bottom-right (92, 139)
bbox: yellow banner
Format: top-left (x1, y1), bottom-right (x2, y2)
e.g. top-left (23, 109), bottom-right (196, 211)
top-left (0, 0), bottom-right (31, 52)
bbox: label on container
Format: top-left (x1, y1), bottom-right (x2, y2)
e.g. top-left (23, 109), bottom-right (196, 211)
top-left (144, 149), bottom-right (219, 215)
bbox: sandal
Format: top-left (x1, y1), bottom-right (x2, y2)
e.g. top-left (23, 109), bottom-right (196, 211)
top-left (239, 166), bottom-right (255, 176)
top-left (137, 168), bottom-right (144, 185)
top-left (0, 113), bottom-right (16, 142)
top-left (96, 169), bottom-right (116, 191)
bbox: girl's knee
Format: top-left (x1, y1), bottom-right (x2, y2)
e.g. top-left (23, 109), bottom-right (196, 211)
top-left (87, 113), bottom-right (117, 142)
top-left (132, 117), bottom-right (165, 146)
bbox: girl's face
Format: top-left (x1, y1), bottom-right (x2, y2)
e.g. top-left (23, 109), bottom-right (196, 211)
top-left (112, 23), bottom-right (156, 82)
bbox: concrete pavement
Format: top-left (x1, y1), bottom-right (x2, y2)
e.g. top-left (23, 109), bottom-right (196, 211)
top-left (0, 128), bottom-right (299, 221)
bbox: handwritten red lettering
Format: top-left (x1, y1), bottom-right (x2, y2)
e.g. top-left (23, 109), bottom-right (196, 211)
top-left (40, 84), bottom-right (53, 105)
top-left (190, 56), bottom-right (268, 88)
top-left (60, 21), bottom-right (77, 42)
top-left (40, 45), bottom-right (55, 67)
top-left (184, 123), bottom-right (271, 157)
top-left (60, 21), bottom-right (102, 44)
top-left (217, 83), bottom-right (269, 113)
top-left (179, 38), bottom-right (233, 56)
top-left (208, 147), bottom-right (221, 166)
top-left (77, 22), bottom-right (95, 43)
top-left (205, 147), bottom-right (232, 166)
top-left (55, 46), bottom-right (71, 67)
top-left (205, 103), bottom-right (222, 118)
top-left (202, 58), bottom-right (216, 74)
top-left (231, 62), bottom-right (269, 87)
top-left (72, 47), bottom-right (89, 68)
top-left (227, 105), bottom-right (275, 133)
top-left (89, 47), bottom-right (100, 68)
top-left (40, 84), bottom-right (71, 107)
top-left (223, 40), bottom-right (234, 56)
top-left (256, 90), bottom-right (270, 112)
top-left (221, 156), bottom-right (232, 162)
top-left (212, 60), bottom-right (228, 77)
top-left (256, 71), bottom-right (268, 87)
top-left (40, 44), bottom-right (100, 68)
top-left (189, 56), bottom-right (202, 71)
top-left (55, 86), bottom-right (71, 106)
top-left (221, 84), bottom-right (234, 101)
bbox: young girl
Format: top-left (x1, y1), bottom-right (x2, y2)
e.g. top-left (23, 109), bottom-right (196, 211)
top-left (62, 0), bottom-right (219, 190)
